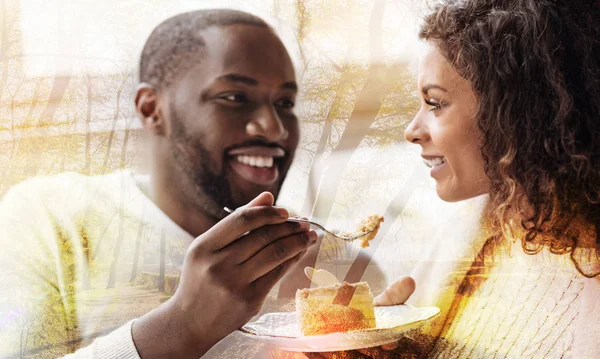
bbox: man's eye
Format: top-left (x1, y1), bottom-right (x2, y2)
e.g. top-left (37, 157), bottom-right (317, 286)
top-left (221, 93), bottom-right (248, 103)
top-left (276, 98), bottom-right (295, 109)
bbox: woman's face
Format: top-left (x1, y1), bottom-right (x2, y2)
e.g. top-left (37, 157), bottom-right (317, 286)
top-left (404, 43), bottom-right (490, 202)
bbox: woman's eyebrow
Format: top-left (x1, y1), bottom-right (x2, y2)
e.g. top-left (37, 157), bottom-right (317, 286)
top-left (421, 84), bottom-right (448, 95)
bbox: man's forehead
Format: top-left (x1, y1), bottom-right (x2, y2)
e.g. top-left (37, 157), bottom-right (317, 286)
top-left (201, 25), bottom-right (295, 80)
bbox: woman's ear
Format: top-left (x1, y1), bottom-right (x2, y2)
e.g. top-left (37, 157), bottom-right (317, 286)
top-left (135, 83), bottom-right (166, 136)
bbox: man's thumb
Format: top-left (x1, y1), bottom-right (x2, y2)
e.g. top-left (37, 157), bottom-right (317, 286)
top-left (245, 191), bottom-right (275, 208)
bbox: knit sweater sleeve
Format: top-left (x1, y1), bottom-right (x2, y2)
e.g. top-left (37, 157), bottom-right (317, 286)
top-left (0, 174), bottom-right (143, 358)
top-left (62, 320), bottom-right (141, 359)
top-left (0, 178), bottom-right (69, 357)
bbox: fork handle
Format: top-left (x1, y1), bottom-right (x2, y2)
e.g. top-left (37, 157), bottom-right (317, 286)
top-left (225, 207), bottom-right (340, 239)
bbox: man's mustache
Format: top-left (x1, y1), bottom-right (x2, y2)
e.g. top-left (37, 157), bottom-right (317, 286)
top-left (225, 139), bottom-right (288, 156)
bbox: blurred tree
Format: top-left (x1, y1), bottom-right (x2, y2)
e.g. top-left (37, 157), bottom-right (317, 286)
top-left (279, 0), bottom-right (422, 297)
top-left (36, 0), bottom-right (75, 128)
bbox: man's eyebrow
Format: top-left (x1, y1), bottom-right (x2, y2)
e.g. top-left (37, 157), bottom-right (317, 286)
top-left (421, 84), bottom-right (448, 95)
top-left (216, 73), bottom-right (259, 86)
top-left (215, 74), bottom-right (297, 92)
top-left (281, 82), bottom-right (298, 91)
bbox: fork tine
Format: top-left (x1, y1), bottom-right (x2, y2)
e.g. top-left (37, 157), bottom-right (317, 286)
top-left (285, 218), bottom-right (355, 241)
top-left (282, 218), bottom-right (371, 242)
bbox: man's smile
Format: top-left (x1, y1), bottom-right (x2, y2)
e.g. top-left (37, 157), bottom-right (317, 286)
top-left (227, 145), bottom-right (286, 185)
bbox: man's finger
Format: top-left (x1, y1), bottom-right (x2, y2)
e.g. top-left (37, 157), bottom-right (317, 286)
top-left (225, 221), bottom-right (311, 264)
top-left (374, 275), bottom-right (416, 306)
top-left (205, 205), bottom-right (289, 250)
top-left (250, 246), bottom-right (309, 295)
top-left (243, 230), bottom-right (318, 282)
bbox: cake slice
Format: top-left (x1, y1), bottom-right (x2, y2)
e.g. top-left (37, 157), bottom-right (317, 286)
top-left (355, 215), bottom-right (384, 248)
top-left (335, 215), bottom-right (384, 248)
top-left (296, 281), bottom-right (376, 336)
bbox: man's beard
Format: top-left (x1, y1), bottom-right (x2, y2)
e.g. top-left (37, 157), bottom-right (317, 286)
top-left (169, 119), bottom-right (235, 220)
top-left (168, 107), bottom-right (288, 219)
top-left (171, 142), bottom-right (235, 219)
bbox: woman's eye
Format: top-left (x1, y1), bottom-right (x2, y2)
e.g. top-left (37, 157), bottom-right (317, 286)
top-left (425, 98), bottom-right (443, 112)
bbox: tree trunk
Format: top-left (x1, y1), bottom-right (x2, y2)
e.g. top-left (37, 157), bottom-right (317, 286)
top-left (130, 220), bottom-right (145, 282)
top-left (37, 76), bottom-right (71, 127)
top-left (102, 74), bottom-right (129, 172)
top-left (120, 128), bottom-right (130, 168)
top-left (300, 70), bottom-right (353, 216)
top-left (158, 230), bottom-right (166, 292)
top-left (37, 0), bottom-right (73, 127)
top-left (23, 78), bottom-right (44, 127)
top-left (106, 178), bottom-right (127, 289)
top-left (106, 211), bottom-right (125, 289)
top-left (0, 0), bottom-right (11, 101)
top-left (84, 74), bottom-right (93, 175)
top-left (308, 0), bottom-right (389, 222)
top-left (80, 229), bottom-right (92, 290)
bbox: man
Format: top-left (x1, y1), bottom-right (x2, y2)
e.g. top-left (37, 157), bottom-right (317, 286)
top-left (0, 9), bottom-right (317, 358)
top-left (0, 9), bottom-right (413, 359)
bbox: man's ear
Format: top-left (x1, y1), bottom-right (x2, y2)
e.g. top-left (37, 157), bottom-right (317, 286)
top-left (135, 83), bottom-right (167, 136)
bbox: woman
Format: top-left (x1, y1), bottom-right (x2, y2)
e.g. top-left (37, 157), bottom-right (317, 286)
top-left (403, 0), bottom-right (600, 358)
top-left (297, 1), bottom-right (599, 358)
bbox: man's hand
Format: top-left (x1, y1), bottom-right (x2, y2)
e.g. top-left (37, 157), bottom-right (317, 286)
top-left (133, 192), bottom-right (318, 359)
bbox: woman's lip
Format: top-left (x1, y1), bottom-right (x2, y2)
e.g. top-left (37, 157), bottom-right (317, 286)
top-left (422, 155), bottom-right (445, 160)
top-left (430, 161), bottom-right (448, 178)
top-left (229, 158), bottom-right (279, 185)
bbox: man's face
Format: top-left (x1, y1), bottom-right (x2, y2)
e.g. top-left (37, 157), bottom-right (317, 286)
top-left (162, 25), bottom-right (299, 217)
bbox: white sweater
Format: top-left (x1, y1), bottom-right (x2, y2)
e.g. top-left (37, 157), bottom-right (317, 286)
top-left (0, 171), bottom-right (192, 358)
top-left (430, 246), bottom-right (583, 359)
top-left (2, 171), bottom-right (597, 358)
top-left (408, 228), bottom-right (599, 359)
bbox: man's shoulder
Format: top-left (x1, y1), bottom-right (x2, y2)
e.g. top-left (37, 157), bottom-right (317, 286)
top-left (5, 171), bottom-right (121, 196)
top-left (1, 171), bottom-right (130, 212)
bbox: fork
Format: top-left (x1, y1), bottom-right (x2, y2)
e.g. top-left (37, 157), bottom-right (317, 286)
top-left (223, 207), bottom-right (373, 242)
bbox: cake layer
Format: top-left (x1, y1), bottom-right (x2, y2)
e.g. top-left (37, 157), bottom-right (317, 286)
top-left (296, 282), bottom-right (376, 336)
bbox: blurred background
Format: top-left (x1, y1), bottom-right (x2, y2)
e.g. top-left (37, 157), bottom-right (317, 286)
top-left (0, 0), bottom-right (474, 292)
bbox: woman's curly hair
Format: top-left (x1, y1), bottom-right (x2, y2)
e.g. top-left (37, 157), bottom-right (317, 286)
top-left (420, 0), bottom-right (600, 276)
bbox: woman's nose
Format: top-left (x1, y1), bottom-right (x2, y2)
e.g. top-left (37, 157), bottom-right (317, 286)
top-left (404, 111), bottom-right (428, 144)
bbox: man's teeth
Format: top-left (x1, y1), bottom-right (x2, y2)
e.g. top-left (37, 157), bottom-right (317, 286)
top-left (235, 155), bottom-right (274, 168)
top-left (424, 157), bottom-right (446, 168)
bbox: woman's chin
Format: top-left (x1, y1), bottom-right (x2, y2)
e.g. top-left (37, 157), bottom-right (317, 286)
top-left (437, 188), bottom-right (463, 202)
top-left (436, 183), bottom-right (489, 203)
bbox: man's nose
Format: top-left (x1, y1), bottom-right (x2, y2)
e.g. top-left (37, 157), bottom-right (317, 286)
top-left (404, 111), bottom-right (428, 144)
top-left (246, 105), bottom-right (288, 142)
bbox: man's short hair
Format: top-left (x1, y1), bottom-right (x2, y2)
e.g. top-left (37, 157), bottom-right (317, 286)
top-left (139, 9), bottom-right (269, 89)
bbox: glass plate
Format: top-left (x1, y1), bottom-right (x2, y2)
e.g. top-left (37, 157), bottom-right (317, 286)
top-left (238, 304), bottom-right (440, 352)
